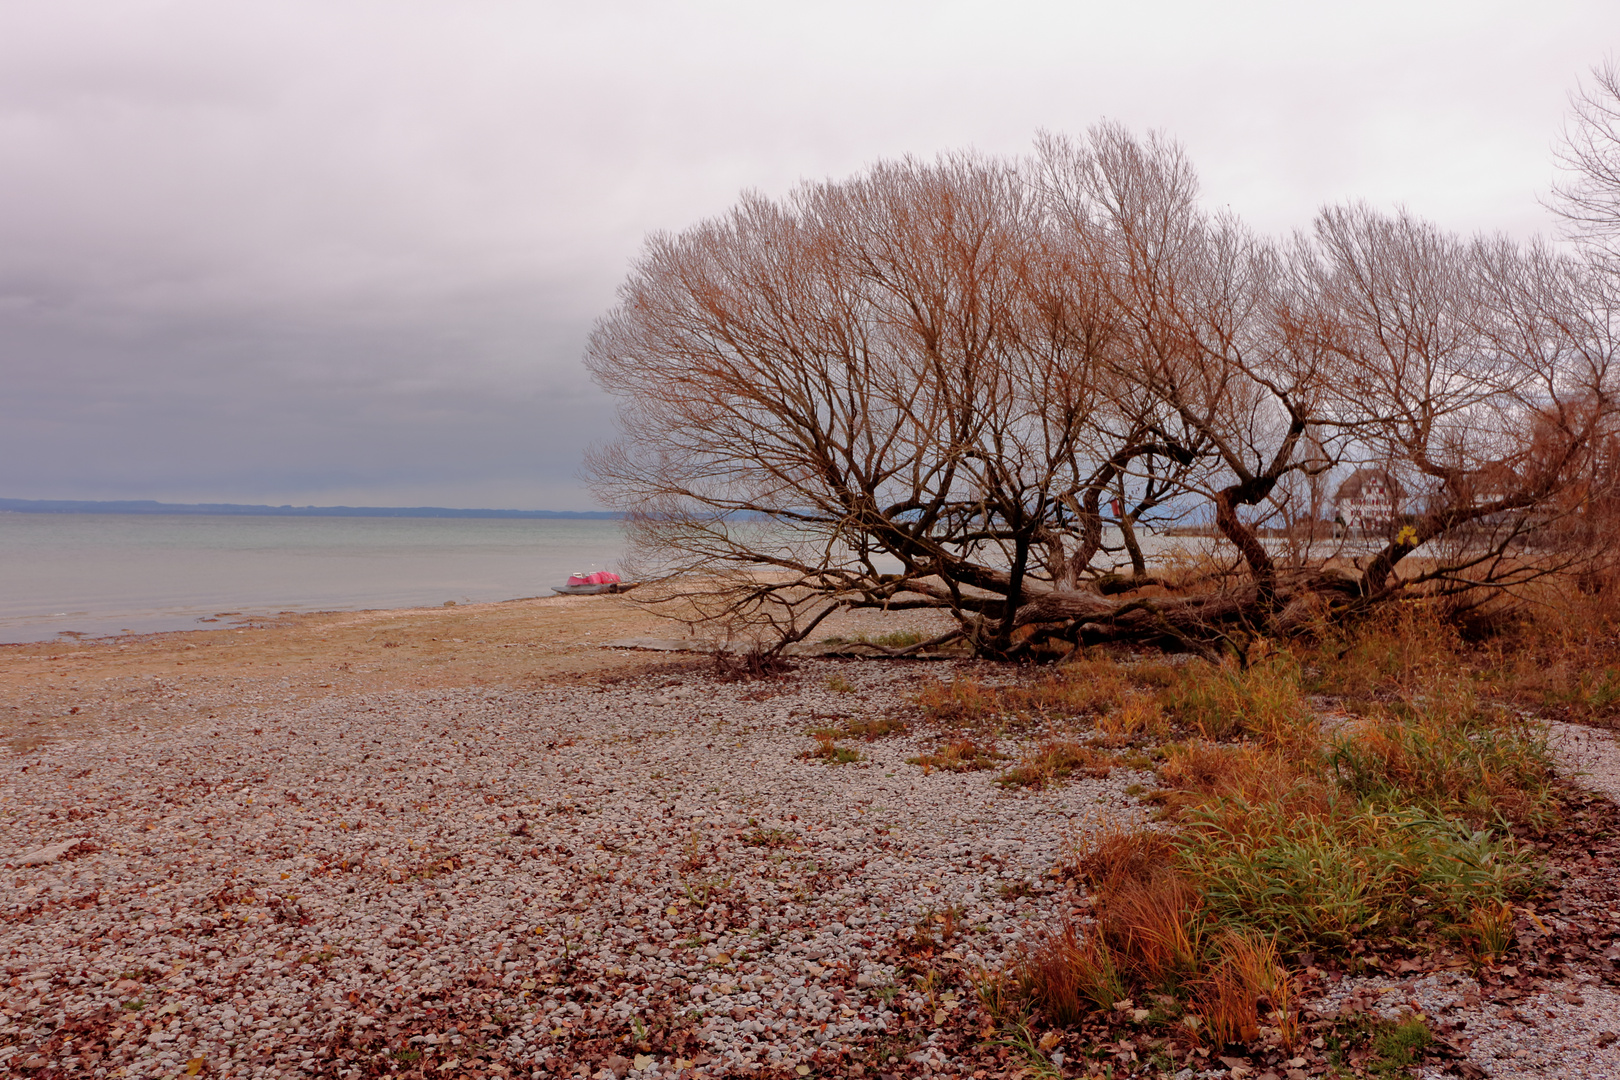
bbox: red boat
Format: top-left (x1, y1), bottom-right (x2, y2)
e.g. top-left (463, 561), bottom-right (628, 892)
top-left (552, 571), bottom-right (632, 596)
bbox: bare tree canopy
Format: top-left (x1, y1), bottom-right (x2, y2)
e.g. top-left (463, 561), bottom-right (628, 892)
top-left (1553, 59), bottom-right (1620, 268)
top-left (587, 124), bottom-right (1620, 659)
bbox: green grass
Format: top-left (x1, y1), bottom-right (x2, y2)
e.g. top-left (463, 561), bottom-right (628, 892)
top-left (1370, 1015), bottom-right (1434, 1078)
top-left (1177, 797), bottom-right (1532, 952)
top-left (1328, 685), bottom-right (1559, 830)
top-left (798, 733), bottom-right (861, 764)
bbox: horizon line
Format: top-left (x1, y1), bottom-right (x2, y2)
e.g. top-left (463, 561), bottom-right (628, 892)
top-left (0, 497), bottom-right (618, 520)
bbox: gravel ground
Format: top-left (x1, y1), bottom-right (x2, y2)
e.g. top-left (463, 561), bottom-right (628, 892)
top-left (1549, 721), bottom-right (1620, 805)
top-left (11, 650), bottom-right (1620, 1080)
top-left (1296, 718), bottom-right (1620, 1080)
top-left (1310, 969), bottom-right (1620, 1079)
top-left (1, 659), bottom-right (1150, 1078)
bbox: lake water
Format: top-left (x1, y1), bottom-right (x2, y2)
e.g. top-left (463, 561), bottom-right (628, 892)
top-left (0, 514), bottom-right (626, 643)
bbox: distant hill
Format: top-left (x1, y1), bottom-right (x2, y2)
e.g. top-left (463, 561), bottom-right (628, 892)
top-left (0, 498), bottom-right (618, 520)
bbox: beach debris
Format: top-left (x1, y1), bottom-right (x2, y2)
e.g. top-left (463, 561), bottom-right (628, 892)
top-left (13, 836), bottom-right (91, 866)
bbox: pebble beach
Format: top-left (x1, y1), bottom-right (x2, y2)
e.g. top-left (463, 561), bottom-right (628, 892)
top-left (1, 634), bottom-right (1147, 1079)
top-left (6, 597), bottom-right (1620, 1079)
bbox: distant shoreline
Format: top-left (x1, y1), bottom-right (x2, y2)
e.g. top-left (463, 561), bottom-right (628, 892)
top-left (0, 498), bottom-right (618, 520)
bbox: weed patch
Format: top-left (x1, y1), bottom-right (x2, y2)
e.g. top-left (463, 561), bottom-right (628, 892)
top-left (841, 714), bottom-right (908, 740)
top-left (997, 740), bottom-right (1114, 789)
top-left (1177, 800), bottom-right (1531, 952)
top-left (908, 738), bottom-right (1008, 773)
top-left (797, 732), bottom-right (860, 764)
top-left (1158, 655), bottom-right (1314, 748)
top-left (1328, 685), bottom-right (1558, 830)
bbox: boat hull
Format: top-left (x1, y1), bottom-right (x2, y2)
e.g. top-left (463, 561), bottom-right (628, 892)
top-left (551, 583), bottom-right (636, 596)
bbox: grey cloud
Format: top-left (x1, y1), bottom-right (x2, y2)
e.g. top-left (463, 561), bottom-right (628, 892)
top-left (0, 1), bottom-right (1616, 508)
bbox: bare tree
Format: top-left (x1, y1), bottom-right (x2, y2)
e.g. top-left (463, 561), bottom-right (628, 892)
top-left (1303, 207), bottom-right (1619, 604)
top-left (1553, 59), bottom-right (1620, 269)
top-left (587, 127), bottom-right (1620, 658)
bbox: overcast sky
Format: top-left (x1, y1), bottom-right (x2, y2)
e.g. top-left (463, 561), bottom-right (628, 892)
top-left (1, 1), bottom-right (1616, 510)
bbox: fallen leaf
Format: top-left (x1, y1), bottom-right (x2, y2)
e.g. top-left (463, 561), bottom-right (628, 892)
top-left (797, 1068), bottom-right (812, 1077)
top-left (185, 1059), bottom-right (206, 1076)
top-left (1037, 1030), bottom-right (1062, 1052)
top-left (633, 1054), bottom-right (654, 1071)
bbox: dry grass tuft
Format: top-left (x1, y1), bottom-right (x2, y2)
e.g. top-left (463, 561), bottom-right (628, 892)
top-left (912, 677), bottom-right (1011, 727)
top-left (997, 740), bottom-right (1115, 789)
top-left (1097, 690), bottom-right (1169, 740)
top-left (797, 732), bottom-right (860, 764)
top-left (1195, 931), bottom-right (1296, 1049)
top-left (1159, 655), bottom-right (1315, 750)
top-left (913, 656), bottom-right (1148, 732)
top-left (1155, 742), bottom-right (1332, 823)
top-left (841, 714), bottom-right (908, 740)
top-left (1070, 826), bottom-right (1178, 895)
top-left (1328, 682), bottom-right (1557, 829)
top-left (1098, 871), bottom-right (1204, 988)
top-left (1458, 901), bottom-right (1517, 966)
top-left (1013, 923), bottom-right (1126, 1023)
top-left (1014, 828), bottom-right (1299, 1050)
top-left (908, 738), bottom-right (1008, 773)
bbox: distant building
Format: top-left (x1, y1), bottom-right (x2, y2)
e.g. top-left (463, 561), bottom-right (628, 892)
top-left (1334, 468), bottom-right (1402, 537)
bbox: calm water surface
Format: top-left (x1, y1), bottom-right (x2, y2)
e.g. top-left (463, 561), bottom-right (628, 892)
top-left (0, 514), bottom-right (625, 643)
